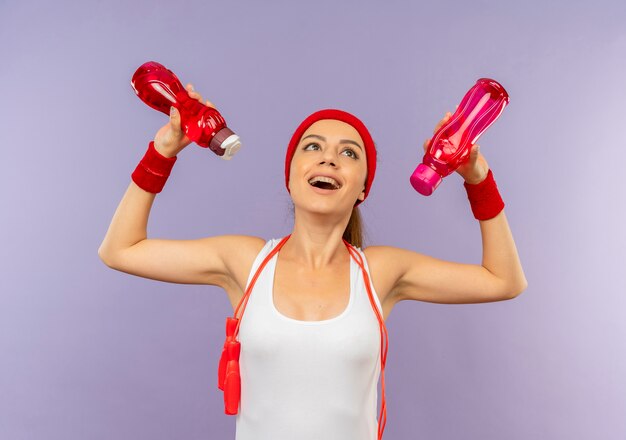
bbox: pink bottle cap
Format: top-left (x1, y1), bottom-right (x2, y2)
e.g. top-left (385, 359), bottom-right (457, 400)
top-left (410, 164), bottom-right (442, 196)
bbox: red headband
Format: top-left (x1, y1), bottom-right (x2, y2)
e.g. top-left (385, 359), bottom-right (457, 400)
top-left (284, 108), bottom-right (377, 207)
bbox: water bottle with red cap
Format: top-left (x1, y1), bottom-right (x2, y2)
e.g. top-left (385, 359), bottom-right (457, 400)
top-left (131, 61), bottom-right (242, 160)
top-left (410, 78), bottom-right (509, 196)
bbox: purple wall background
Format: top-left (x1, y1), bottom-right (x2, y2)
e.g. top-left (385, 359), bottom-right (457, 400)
top-left (1, 0), bottom-right (624, 438)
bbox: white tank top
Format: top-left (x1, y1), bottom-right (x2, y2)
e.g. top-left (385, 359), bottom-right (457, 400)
top-left (235, 238), bottom-right (383, 440)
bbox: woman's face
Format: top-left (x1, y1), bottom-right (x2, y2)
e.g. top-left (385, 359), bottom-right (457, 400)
top-left (288, 119), bottom-right (367, 211)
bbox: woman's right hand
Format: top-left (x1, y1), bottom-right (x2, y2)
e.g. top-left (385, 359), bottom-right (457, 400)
top-left (153, 83), bottom-right (218, 157)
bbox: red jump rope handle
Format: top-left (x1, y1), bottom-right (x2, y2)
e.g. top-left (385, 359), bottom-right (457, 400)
top-left (218, 342), bottom-right (228, 390)
top-left (223, 342), bottom-right (241, 415)
top-left (218, 318), bottom-right (240, 390)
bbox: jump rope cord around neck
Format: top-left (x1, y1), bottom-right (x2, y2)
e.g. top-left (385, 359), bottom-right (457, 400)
top-left (227, 234), bottom-right (389, 439)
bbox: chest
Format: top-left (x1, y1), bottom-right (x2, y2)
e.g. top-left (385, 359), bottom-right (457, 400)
top-left (272, 260), bottom-right (352, 322)
top-left (271, 249), bottom-right (396, 322)
top-left (227, 246), bottom-right (398, 322)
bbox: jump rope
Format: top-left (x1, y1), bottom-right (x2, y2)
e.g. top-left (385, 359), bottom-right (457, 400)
top-left (218, 233), bottom-right (390, 440)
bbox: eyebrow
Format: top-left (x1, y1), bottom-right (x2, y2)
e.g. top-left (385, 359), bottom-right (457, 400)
top-left (301, 134), bottom-right (363, 152)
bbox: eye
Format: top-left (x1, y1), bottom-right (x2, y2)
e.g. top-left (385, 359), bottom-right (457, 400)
top-left (303, 142), bottom-right (358, 159)
top-left (304, 142), bottom-right (321, 151)
top-left (343, 148), bottom-right (358, 159)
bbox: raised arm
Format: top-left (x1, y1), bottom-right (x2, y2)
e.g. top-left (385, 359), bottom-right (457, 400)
top-left (97, 84), bottom-right (263, 290)
top-left (376, 112), bottom-right (527, 305)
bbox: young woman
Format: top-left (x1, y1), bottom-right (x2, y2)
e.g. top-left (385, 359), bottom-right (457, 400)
top-left (98, 83), bottom-right (528, 440)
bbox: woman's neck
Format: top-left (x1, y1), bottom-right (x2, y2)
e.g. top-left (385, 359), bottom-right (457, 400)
top-left (282, 223), bottom-right (350, 270)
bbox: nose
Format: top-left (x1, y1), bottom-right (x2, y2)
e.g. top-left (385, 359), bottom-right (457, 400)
top-left (319, 147), bottom-right (338, 167)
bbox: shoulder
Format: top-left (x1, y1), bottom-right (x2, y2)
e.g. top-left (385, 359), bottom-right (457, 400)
top-left (362, 245), bottom-right (406, 280)
top-left (219, 235), bottom-right (267, 260)
top-left (219, 235), bottom-right (267, 290)
top-left (363, 245), bottom-right (402, 269)
top-left (362, 245), bottom-right (406, 307)
top-left (226, 234), bottom-right (267, 262)
top-left (363, 244), bottom-right (433, 283)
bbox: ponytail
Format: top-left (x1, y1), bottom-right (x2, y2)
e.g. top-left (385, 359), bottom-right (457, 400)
top-left (342, 205), bottom-right (365, 248)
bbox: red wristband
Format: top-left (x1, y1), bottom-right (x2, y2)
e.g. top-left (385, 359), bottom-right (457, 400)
top-left (131, 141), bottom-right (177, 193)
top-left (463, 168), bottom-right (505, 220)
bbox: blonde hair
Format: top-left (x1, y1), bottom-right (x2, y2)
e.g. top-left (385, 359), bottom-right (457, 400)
top-left (342, 205), bottom-right (365, 248)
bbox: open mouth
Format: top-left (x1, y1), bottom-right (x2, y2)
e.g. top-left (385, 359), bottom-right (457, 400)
top-left (308, 176), bottom-right (342, 192)
top-left (309, 181), bottom-right (339, 191)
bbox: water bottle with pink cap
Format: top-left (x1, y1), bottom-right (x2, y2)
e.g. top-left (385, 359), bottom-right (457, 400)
top-left (410, 78), bottom-right (509, 196)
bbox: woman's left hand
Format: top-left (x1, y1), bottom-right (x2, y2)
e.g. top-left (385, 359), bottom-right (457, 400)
top-left (423, 110), bottom-right (490, 185)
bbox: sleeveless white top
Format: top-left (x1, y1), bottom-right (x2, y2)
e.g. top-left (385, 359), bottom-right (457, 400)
top-left (235, 238), bottom-right (384, 440)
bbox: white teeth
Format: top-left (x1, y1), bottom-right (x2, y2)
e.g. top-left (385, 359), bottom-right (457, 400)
top-left (308, 176), bottom-right (340, 189)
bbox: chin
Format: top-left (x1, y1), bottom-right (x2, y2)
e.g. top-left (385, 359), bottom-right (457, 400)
top-left (297, 197), bottom-right (354, 216)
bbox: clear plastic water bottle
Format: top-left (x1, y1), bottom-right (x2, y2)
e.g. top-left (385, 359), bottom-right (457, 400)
top-left (131, 61), bottom-right (241, 160)
top-left (410, 78), bottom-right (509, 195)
